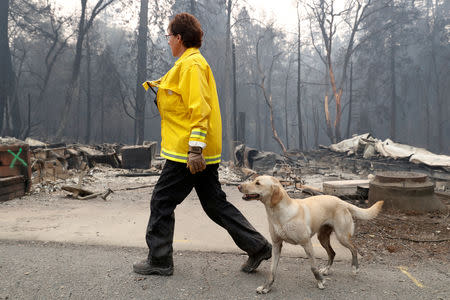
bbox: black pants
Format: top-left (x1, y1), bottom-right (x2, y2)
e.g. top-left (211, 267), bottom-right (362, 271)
top-left (145, 160), bottom-right (268, 265)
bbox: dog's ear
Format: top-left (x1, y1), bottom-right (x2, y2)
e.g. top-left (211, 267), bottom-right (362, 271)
top-left (270, 184), bottom-right (283, 207)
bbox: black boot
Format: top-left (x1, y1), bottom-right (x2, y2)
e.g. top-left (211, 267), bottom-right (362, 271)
top-left (241, 243), bottom-right (272, 273)
top-left (133, 259), bottom-right (174, 276)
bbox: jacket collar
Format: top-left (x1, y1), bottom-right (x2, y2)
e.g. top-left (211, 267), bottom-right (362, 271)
top-left (174, 47), bottom-right (200, 65)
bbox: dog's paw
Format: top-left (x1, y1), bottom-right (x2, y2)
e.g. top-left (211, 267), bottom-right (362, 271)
top-left (317, 280), bottom-right (325, 290)
top-left (319, 266), bottom-right (331, 276)
top-left (352, 266), bottom-right (359, 275)
top-left (256, 285), bottom-right (271, 294)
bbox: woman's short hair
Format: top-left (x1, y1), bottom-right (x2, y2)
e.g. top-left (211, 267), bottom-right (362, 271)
top-left (168, 13), bottom-right (203, 48)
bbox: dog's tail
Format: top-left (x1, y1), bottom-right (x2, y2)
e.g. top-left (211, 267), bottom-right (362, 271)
top-left (345, 201), bottom-right (384, 220)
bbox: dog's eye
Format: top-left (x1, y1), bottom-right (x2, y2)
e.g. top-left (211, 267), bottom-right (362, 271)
top-left (255, 181), bottom-right (260, 185)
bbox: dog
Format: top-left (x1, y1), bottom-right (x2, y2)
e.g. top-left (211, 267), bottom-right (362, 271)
top-left (238, 175), bottom-right (383, 293)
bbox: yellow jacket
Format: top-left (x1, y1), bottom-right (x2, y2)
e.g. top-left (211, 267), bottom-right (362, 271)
top-left (143, 48), bottom-right (222, 164)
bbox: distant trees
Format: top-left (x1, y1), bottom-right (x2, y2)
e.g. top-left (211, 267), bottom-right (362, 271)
top-left (352, 0), bottom-right (449, 153)
top-left (423, 0), bottom-right (450, 153)
top-left (10, 0), bottom-right (73, 138)
top-left (307, 0), bottom-right (379, 143)
top-left (56, 0), bottom-right (118, 140)
top-left (1, 0), bottom-right (448, 154)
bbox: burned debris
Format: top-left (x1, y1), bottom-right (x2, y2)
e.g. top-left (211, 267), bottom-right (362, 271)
top-left (1, 134), bottom-right (449, 214)
top-left (0, 137), bottom-right (160, 201)
top-left (233, 133), bottom-right (449, 213)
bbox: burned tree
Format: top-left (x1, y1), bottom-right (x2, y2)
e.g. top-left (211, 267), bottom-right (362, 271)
top-left (0, 0), bottom-right (14, 135)
top-left (296, 0), bottom-right (304, 151)
top-left (135, 0), bottom-right (149, 145)
top-left (255, 27), bottom-right (287, 154)
top-left (307, 0), bottom-right (378, 143)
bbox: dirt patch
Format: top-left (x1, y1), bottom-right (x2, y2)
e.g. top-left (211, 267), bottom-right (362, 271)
top-left (354, 207), bottom-right (450, 264)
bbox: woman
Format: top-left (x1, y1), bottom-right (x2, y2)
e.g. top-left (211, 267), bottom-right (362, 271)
top-left (134, 13), bottom-right (271, 276)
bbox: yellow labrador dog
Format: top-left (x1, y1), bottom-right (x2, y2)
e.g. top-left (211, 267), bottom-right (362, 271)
top-left (238, 175), bottom-right (383, 293)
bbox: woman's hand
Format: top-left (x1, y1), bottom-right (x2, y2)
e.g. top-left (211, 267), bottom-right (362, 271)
top-left (187, 146), bottom-right (206, 174)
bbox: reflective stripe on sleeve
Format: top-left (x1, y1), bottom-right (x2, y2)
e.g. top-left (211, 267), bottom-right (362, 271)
top-left (190, 129), bottom-right (207, 140)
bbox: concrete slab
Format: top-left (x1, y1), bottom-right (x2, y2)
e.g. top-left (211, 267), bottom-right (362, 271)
top-left (323, 179), bottom-right (369, 196)
top-left (0, 185), bottom-right (352, 261)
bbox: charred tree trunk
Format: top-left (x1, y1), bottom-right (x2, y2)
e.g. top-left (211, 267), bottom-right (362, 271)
top-left (263, 108), bottom-right (270, 150)
top-left (328, 63), bottom-right (342, 142)
top-left (232, 40), bottom-right (237, 142)
top-left (10, 79), bottom-right (22, 138)
top-left (25, 94), bottom-right (31, 138)
top-left (85, 32), bottom-right (92, 143)
top-left (296, 1), bottom-right (303, 151)
top-left (390, 34), bottom-right (397, 141)
top-left (303, 86), bottom-right (308, 149)
top-left (346, 62), bottom-right (353, 139)
top-left (255, 36), bottom-right (286, 153)
top-left (254, 81), bottom-right (261, 149)
top-left (223, 0), bottom-right (233, 160)
top-left (425, 73), bottom-right (431, 148)
top-left (135, 0), bottom-right (149, 145)
top-left (429, 11), bottom-right (443, 152)
top-left (313, 103), bottom-right (319, 148)
top-left (76, 89), bottom-right (81, 141)
top-left (56, 0), bottom-right (87, 139)
top-left (323, 69), bottom-right (334, 143)
top-left (0, 0), bottom-right (14, 134)
top-left (9, 92), bottom-right (21, 137)
top-left (284, 58), bottom-right (292, 150)
top-left (101, 86), bottom-right (105, 142)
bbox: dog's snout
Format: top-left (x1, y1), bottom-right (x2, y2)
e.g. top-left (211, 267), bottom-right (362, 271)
top-left (237, 184), bottom-right (242, 191)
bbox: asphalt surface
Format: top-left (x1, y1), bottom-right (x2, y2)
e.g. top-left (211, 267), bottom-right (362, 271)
top-left (1, 174), bottom-right (449, 299)
top-left (1, 240), bottom-right (448, 300)
top-left (0, 185), bottom-right (351, 260)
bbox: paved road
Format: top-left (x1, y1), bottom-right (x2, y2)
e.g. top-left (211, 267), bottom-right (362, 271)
top-left (0, 240), bottom-right (448, 300)
top-left (1, 179), bottom-right (449, 299)
top-left (0, 185), bottom-right (350, 260)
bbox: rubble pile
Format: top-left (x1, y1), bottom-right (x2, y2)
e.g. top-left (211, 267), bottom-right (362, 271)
top-left (1, 135), bottom-right (449, 207)
top-left (0, 137), bottom-right (163, 199)
top-left (327, 133), bottom-right (450, 171)
top-left (233, 136), bottom-right (450, 206)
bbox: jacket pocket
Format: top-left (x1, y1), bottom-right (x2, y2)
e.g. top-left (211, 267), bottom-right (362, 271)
top-left (160, 89), bottom-right (185, 113)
